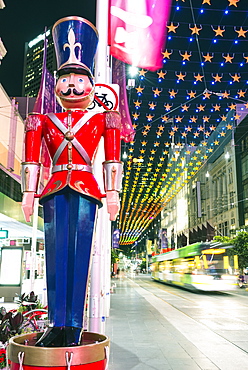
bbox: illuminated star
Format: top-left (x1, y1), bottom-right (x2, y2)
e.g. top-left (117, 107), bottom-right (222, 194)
top-left (212, 73), bottom-right (222, 82)
top-left (228, 103), bottom-right (236, 110)
top-left (187, 90), bottom-right (196, 98)
top-left (135, 86), bottom-right (145, 94)
top-left (189, 25), bottom-right (202, 35)
top-left (212, 104), bottom-right (221, 111)
top-left (190, 142), bottom-right (196, 147)
top-left (154, 142), bottom-right (160, 147)
top-left (203, 91), bottom-right (211, 99)
top-left (146, 114), bottom-right (154, 121)
top-left (162, 49), bottom-right (172, 59)
top-left (144, 124), bottom-right (151, 130)
top-left (210, 125), bottom-right (216, 131)
top-left (153, 87), bottom-right (162, 96)
top-left (208, 148), bottom-right (214, 152)
top-left (180, 51), bottom-right (192, 61)
top-left (214, 140), bottom-right (219, 145)
top-left (169, 130), bottom-right (175, 136)
top-left (222, 91), bottom-right (230, 98)
top-left (167, 22), bottom-right (179, 33)
top-left (164, 103), bottom-right (173, 111)
top-left (230, 73), bottom-right (241, 82)
top-left (132, 123), bottom-right (138, 129)
top-left (132, 112), bottom-right (140, 119)
top-left (157, 70), bottom-right (167, 79)
top-left (202, 0), bottom-right (211, 5)
top-left (185, 126), bottom-right (192, 132)
top-left (194, 73), bottom-right (204, 82)
top-left (169, 89), bottom-right (178, 98)
top-left (172, 125), bottom-right (179, 131)
top-left (194, 131), bottom-right (200, 137)
top-left (198, 125), bottom-right (204, 131)
top-left (202, 141), bottom-right (208, 146)
top-left (226, 123), bottom-right (233, 130)
top-left (212, 26), bottom-right (225, 37)
top-left (237, 90), bottom-right (246, 98)
top-left (245, 103), bottom-right (248, 109)
top-left (175, 116), bottom-right (183, 123)
top-left (205, 131), bottom-right (210, 137)
top-left (138, 69), bottom-right (147, 77)
top-left (228, 0), bottom-right (239, 7)
top-left (203, 116), bottom-right (210, 123)
top-left (158, 125), bottom-right (164, 131)
top-left (220, 131), bottom-right (226, 137)
top-left (222, 53), bottom-right (234, 63)
top-left (220, 115), bottom-right (227, 121)
top-left (148, 102), bottom-right (157, 109)
top-left (134, 100), bottom-right (142, 107)
top-left (190, 116), bottom-right (198, 123)
top-left (176, 71), bottom-right (187, 80)
top-left (197, 104), bottom-right (206, 111)
top-left (234, 114), bottom-right (241, 120)
top-left (203, 52), bottom-right (213, 62)
top-left (181, 104), bottom-right (190, 111)
top-left (235, 26), bottom-right (248, 38)
top-left (141, 140), bottom-right (147, 146)
top-left (161, 115), bottom-right (170, 122)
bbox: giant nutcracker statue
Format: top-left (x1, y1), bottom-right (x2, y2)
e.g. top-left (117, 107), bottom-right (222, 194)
top-left (21, 16), bottom-right (122, 348)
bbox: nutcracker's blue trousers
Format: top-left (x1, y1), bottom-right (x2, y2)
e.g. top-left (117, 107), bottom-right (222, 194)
top-left (41, 188), bottom-right (97, 329)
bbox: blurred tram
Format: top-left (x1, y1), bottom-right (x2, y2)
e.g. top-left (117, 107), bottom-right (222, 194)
top-left (151, 242), bottom-right (238, 291)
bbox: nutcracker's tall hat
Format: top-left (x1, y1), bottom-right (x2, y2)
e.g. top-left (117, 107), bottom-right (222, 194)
top-left (52, 16), bottom-right (99, 78)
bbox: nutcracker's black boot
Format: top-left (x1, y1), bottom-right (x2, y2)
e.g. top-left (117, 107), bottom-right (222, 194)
top-left (35, 326), bottom-right (82, 347)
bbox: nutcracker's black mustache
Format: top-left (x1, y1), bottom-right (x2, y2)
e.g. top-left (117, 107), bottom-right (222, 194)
top-left (61, 88), bottom-right (84, 96)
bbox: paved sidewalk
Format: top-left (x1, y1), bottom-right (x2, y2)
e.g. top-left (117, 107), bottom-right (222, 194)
top-left (105, 275), bottom-right (248, 370)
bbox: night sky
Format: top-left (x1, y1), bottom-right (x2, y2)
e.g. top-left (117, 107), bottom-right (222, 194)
top-left (0, 0), bottom-right (96, 97)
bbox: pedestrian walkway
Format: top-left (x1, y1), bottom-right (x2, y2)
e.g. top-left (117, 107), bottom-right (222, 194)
top-left (105, 275), bottom-right (248, 370)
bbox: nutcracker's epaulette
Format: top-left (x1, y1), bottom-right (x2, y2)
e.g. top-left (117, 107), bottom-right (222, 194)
top-left (103, 110), bottom-right (121, 130)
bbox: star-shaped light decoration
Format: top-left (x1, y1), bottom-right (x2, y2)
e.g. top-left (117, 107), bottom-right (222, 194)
top-left (168, 89), bottom-right (178, 98)
top-left (138, 69), bottom-right (147, 77)
top-left (228, 103), bottom-right (236, 110)
top-left (190, 116), bottom-right (198, 123)
top-left (235, 26), bottom-right (248, 38)
top-left (234, 113), bottom-right (241, 120)
top-left (237, 90), bottom-right (246, 98)
top-left (157, 70), bottom-right (167, 79)
top-left (181, 104), bottom-right (190, 111)
top-left (222, 90), bottom-right (230, 98)
top-left (164, 103), bottom-right (173, 111)
top-left (212, 26), bottom-right (225, 37)
top-left (153, 87), bottom-right (162, 96)
top-left (162, 49), bottom-right (172, 59)
top-left (146, 113), bottom-right (154, 121)
top-left (148, 102), bottom-right (157, 110)
top-left (228, 0), bottom-right (240, 7)
top-left (226, 123), bottom-right (233, 130)
top-left (203, 116), bottom-right (210, 122)
top-left (132, 112), bottom-right (140, 120)
top-left (189, 24), bottom-right (202, 35)
top-left (175, 116), bottom-right (183, 123)
top-left (222, 53), bottom-right (234, 63)
top-left (203, 91), bottom-right (211, 99)
top-left (230, 73), bottom-right (241, 82)
top-left (202, 52), bottom-right (214, 62)
top-left (197, 104), bottom-right (206, 111)
top-left (134, 100), bottom-right (142, 108)
top-left (209, 125), bottom-right (216, 131)
top-left (167, 22), bottom-right (179, 33)
top-left (187, 90), bottom-right (196, 98)
top-left (180, 51), bottom-right (192, 61)
top-left (135, 86), bottom-right (145, 94)
top-left (202, 0), bottom-right (211, 4)
top-left (212, 73), bottom-right (223, 82)
top-left (212, 104), bottom-right (221, 111)
top-left (176, 71), bottom-right (187, 80)
top-left (194, 73), bottom-right (204, 82)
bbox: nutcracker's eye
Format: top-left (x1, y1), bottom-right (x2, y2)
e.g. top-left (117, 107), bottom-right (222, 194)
top-left (78, 78), bottom-right (84, 83)
top-left (61, 78), bottom-right (67, 83)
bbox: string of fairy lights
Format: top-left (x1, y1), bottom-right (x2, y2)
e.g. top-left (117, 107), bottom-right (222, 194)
top-left (116, 0), bottom-right (248, 246)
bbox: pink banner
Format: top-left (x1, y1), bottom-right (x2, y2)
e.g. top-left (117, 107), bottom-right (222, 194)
top-left (109, 0), bottom-right (172, 71)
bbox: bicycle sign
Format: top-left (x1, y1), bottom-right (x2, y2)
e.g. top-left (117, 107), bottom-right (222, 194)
top-left (88, 83), bottom-right (119, 112)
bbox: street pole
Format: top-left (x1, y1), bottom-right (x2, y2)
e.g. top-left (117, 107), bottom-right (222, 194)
top-left (88, 0), bottom-right (111, 333)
